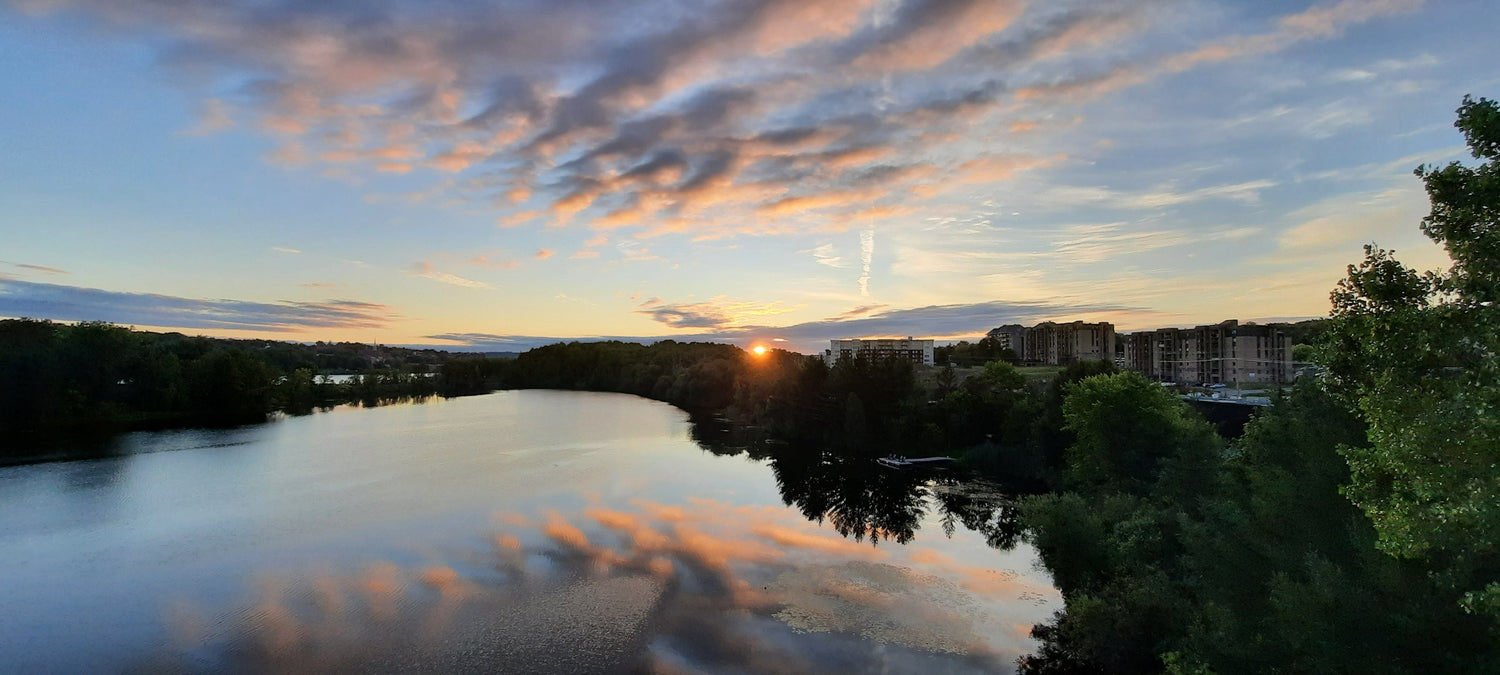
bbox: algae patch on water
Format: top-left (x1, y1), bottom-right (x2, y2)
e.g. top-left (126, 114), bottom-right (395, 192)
top-left (768, 561), bottom-right (985, 655)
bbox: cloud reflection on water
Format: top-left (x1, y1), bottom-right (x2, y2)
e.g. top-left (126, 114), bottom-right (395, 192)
top-left (155, 490), bottom-right (1057, 673)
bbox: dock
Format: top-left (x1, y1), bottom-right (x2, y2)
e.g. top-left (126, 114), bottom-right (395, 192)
top-left (876, 456), bottom-right (956, 469)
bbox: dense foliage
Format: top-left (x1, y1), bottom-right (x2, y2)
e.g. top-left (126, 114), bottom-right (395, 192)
top-left (1322, 95), bottom-right (1500, 618)
top-left (934, 336), bottom-right (1017, 366)
top-left (1017, 378), bottom-right (1496, 673)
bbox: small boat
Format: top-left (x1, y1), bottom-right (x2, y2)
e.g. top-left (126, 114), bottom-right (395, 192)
top-left (876, 455), bottom-right (956, 469)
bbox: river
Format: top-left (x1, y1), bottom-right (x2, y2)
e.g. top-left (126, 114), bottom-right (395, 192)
top-left (0, 390), bottom-right (1060, 673)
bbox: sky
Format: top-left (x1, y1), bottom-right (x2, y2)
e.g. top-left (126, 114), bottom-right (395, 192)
top-left (1, 0), bottom-right (1496, 353)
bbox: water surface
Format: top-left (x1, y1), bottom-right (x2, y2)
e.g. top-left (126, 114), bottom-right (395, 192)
top-left (0, 391), bottom-right (1059, 673)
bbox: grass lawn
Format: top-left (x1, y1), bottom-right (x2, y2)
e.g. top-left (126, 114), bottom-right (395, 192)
top-left (1016, 365), bottom-right (1064, 382)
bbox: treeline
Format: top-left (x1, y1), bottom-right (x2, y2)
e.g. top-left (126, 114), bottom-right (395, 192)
top-left (0, 319), bottom-right (482, 457)
top-left (435, 340), bottom-right (744, 411)
top-left (934, 336), bottom-right (1017, 366)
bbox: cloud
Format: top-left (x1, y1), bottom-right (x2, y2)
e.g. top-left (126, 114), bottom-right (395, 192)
top-left (421, 298), bottom-right (1127, 353)
top-left (1, 261), bottom-right (69, 275)
top-left (269, 246), bottom-right (302, 254)
top-left (1120, 179), bottom-right (1276, 209)
top-left (1272, 183), bottom-right (1444, 271)
top-left (616, 241), bottom-right (661, 262)
top-left (1016, 0), bottom-right (1425, 102)
top-left (468, 255), bottom-right (521, 270)
top-left (804, 243), bottom-right (845, 268)
top-left (0, 279), bottom-right (396, 331)
top-left (185, 97), bottom-right (234, 136)
top-left (18, 0), bottom-right (1397, 244)
top-left (755, 299), bottom-right (1126, 345)
top-left (950, 154), bottom-right (1064, 186)
top-left (533, 249), bottom-right (555, 260)
top-left (850, 0), bottom-right (1025, 72)
top-left (1038, 178), bottom-right (1277, 211)
top-left (1047, 223), bottom-right (1260, 264)
top-left (831, 304), bottom-right (889, 319)
top-left (858, 229), bottom-right (875, 297)
top-left (636, 302), bottom-right (735, 330)
top-left (13, 0), bottom-right (1435, 295)
top-left (636, 297), bottom-right (799, 330)
top-left (407, 261), bottom-right (491, 289)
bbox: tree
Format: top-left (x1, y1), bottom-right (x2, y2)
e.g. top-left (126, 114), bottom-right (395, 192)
top-left (1324, 96), bottom-right (1500, 618)
top-left (1059, 371), bottom-right (1220, 500)
top-left (1418, 95), bottom-right (1500, 305)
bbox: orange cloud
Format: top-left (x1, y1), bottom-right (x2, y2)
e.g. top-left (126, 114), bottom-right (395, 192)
top-left (629, 498), bottom-right (690, 522)
top-left (751, 524), bottom-right (888, 558)
top-left (952, 154), bottom-right (1064, 184)
top-left (854, 0), bottom-right (1023, 72)
top-left (359, 561), bottom-right (403, 620)
top-left (428, 141), bottom-right (491, 172)
top-left (748, 0), bottom-right (871, 54)
top-left (671, 523), bottom-right (786, 570)
top-left (755, 187), bottom-right (885, 218)
top-left (498, 210), bottom-right (543, 228)
top-left (585, 507), bottom-right (673, 551)
top-left (469, 255), bottom-right (520, 270)
top-left (542, 510), bottom-right (593, 552)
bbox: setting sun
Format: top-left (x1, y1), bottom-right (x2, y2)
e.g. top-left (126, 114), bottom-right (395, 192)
top-left (752, 345), bottom-right (768, 356)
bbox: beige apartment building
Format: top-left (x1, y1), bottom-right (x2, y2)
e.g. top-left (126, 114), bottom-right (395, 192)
top-left (825, 337), bottom-right (935, 366)
top-left (1122, 320), bottom-right (1292, 386)
top-left (1022, 321), bottom-right (1116, 366)
top-left (985, 324), bottom-right (1027, 357)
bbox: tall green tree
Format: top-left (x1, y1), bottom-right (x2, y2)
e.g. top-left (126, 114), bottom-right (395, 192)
top-left (1060, 370), bottom-right (1220, 500)
top-left (1324, 96), bottom-right (1500, 617)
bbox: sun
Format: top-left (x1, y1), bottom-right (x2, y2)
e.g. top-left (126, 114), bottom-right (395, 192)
top-left (752, 345), bottom-right (768, 356)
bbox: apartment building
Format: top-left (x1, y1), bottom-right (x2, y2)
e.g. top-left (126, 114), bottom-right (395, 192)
top-left (825, 337), bottom-right (935, 366)
top-left (1022, 321), bottom-right (1116, 366)
top-left (1122, 320), bottom-right (1292, 385)
top-left (985, 324), bottom-right (1027, 357)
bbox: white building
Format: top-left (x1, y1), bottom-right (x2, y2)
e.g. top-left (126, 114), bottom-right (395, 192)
top-left (824, 337), bottom-right (935, 366)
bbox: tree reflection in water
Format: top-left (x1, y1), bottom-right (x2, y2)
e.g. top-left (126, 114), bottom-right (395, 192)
top-left (690, 415), bottom-right (1025, 551)
top-left (771, 448), bottom-right (928, 544)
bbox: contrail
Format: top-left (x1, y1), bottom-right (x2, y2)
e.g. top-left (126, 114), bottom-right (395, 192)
top-left (858, 230), bottom-right (875, 297)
